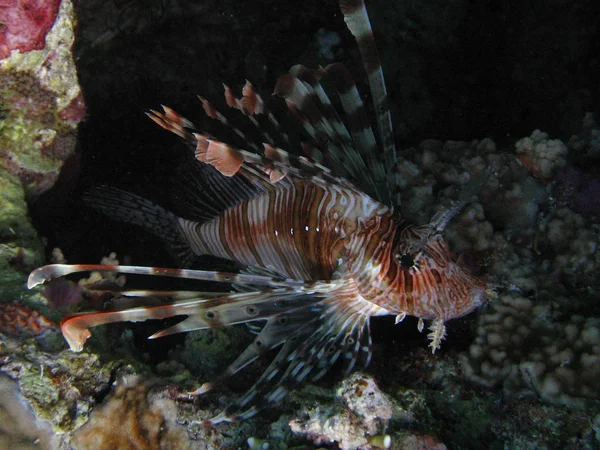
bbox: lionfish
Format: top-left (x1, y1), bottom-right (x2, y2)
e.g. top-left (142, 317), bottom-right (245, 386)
top-left (28, 0), bottom-right (491, 423)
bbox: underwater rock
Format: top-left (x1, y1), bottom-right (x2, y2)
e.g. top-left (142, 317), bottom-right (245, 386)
top-left (71, 372), bottom-right (193, 450)
top-left (0, 0), bottom-right (84, 197)
top-left (289, 373), bottom-right (396, 449)
top-left (0, 169), bottom-right (43, 299)
top-left (0, 373), bottom-right (55, 450)
top-left (0, 334), bottom-right (114, 435)
top-left (0, 0), bottom-right (61, 59)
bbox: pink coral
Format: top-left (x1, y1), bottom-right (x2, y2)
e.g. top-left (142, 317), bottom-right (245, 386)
top-left (0, 0), bottom-right (61, 59)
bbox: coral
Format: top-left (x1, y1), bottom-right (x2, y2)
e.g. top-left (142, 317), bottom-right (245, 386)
top-left (389, 432), bottom-right (447, 450)
top-left (0, 169), bottom-right (43, 299)
top-left (71, 372), bottom-right (193, 450)
top-left (444, 203), bottom-right (494, 253)
top-left (568, 112), bottom-right (600, 159)
top-left (538, 206), bottom-right (599, 277)
top-left (515, 129), bottom-right (568, 179)
top-left (315, 28), bottom-right (341, 61)
top-left (553, 166), bottom-right (600, 217)
top-left (0, 0), bottom-right (84, 197)
top-left (0, 0), bottom-right (61, 59)
top-left (0, 374), bottom-right (55, 449)
top-left (0, 334), bottom-right (116, 433)
top-left (289, 373), bottom-right (394, 449)
top-left (0, 302), bottom-right (56, 336)
top-left (461, 292), bottom-right (600, 409)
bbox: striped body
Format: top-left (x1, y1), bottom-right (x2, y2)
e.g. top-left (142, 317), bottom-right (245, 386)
top-left (179, 178), bottom-right (392, 282)
top-left (178, 176), bottom-right (487, 324)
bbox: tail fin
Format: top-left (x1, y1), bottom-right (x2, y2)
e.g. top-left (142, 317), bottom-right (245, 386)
top-left (84, 186), bottom-right (196, 266)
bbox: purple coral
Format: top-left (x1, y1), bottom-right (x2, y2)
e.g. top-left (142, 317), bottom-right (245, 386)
top-left (575, 178), bottom-right (600, 216)
top-left (553, 167), bottom-right (600, 216)
top-left (43, 278), bottom-right (82, 309)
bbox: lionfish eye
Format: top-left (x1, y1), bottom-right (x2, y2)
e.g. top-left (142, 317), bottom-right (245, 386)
top-left (396, 253), bottom-right (416, 269)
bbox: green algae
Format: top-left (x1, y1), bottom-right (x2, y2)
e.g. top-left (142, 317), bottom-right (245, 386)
top-left (0, 169), bottom-right (43, 300)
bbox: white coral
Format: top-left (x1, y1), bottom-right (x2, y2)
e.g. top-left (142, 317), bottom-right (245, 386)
top-left (515, 129), bottom-right (568, 178)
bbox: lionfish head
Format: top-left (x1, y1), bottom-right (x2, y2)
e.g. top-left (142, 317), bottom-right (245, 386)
top-left (391, 222), bottom-right (490, 323)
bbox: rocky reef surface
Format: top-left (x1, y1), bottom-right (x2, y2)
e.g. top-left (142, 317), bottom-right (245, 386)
top-left (1, 0), bottom-right (599, 449)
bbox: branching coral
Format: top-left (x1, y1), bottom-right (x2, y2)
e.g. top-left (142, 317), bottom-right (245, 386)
top-left (461, 292), bottom-right (600, 409)
top-left (538, 206), bottom-right (599, 277)
top-left (515, 129), bottom-right (568, 179)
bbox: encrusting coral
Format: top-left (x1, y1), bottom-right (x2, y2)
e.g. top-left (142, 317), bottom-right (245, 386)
top-left (71, 371), bottom-right (193, 450)
top-left (0, 0), bottom-right (85, 197)
top-left (0, 374), bottom-right (55, 450)
top-left (0, 170), bottom-right (44, 300)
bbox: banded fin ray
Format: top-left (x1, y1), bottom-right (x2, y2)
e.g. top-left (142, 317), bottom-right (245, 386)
top-left (148, 106), bottom-right (360, 192)
top-left (58, 288), bottom-right (319, 353)
top-left (82, 186), bottom-right (196, 266)
top-left (275, 63), bottom-right (390, 203)
top-left (188, 301), bottom-right (327, 396)
top-left (205, 284), bottom-right (386, 424)
top-left (339, 0), bottom-right (397, 171)
top-left (275, 67), bottom-right (372, 187)
top-left (28, 264), bottom-right (385, 425)
top-left (28, 264), bottom-right (304, 290)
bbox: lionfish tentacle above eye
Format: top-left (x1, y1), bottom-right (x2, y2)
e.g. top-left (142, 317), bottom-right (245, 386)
top-left (27, 0), bottom-right (491, 422)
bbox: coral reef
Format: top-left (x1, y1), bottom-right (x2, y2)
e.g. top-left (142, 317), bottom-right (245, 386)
top-left (539, 206), bottom-right (599, 276)
top-left (461, 292), bottom-right (600, 408)
top-left (71, 371), bottom-right (193, 450)
top-left (569, 112), bottom-right (600, 160)
top-left (0, 170), bottom-right (43, 299)
top-left (0, 332), bottom-right (115, 434)
top-left (5, 0), bottom-right (600, 448)
top-left (515, 129), bottom-right (569, 179)
top-left (0, 374), bottom-right (55, 450)
top-left (0, 0), bottom-right (84, 197)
